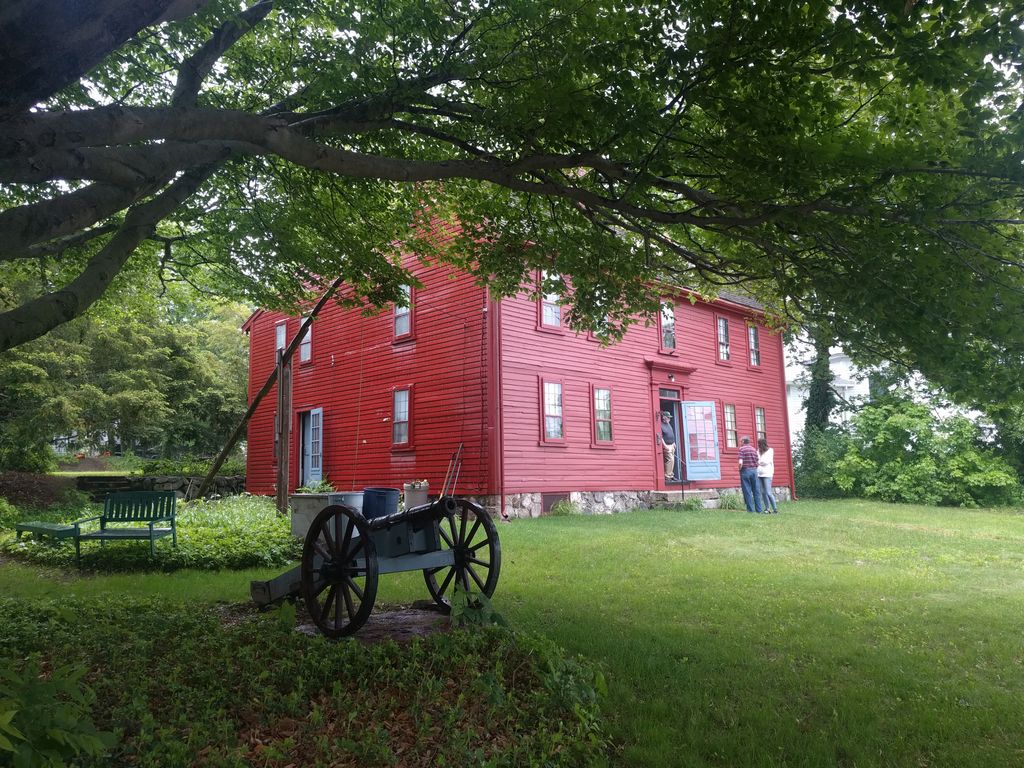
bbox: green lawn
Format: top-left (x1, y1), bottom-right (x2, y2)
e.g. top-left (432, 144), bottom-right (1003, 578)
top-left (4, 499), bottom-right (1024, 767)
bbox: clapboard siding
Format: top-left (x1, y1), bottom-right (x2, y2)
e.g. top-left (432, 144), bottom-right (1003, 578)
top-left (498, 288), bottom-right (793, 494)
top-left (246, 238), bottom-right (794, 500)
top-left (245, 252), bottom-right (491, 496)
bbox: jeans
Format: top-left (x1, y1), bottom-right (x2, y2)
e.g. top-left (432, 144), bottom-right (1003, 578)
top-left (758, 476), bottom-right (778, 512)
top-left (740, 468), bottom-right (762, 513)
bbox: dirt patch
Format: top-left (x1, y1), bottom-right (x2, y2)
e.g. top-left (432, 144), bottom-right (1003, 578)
top-left (296, 601), bottom-right (450, 644)
top-left (0, 472), bottom-right (77, 508)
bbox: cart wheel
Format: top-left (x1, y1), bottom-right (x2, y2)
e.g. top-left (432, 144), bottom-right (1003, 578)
top-left (423, 499), bottom-right (501, 610)
top-left (301, 504), bottom-right (378, 637)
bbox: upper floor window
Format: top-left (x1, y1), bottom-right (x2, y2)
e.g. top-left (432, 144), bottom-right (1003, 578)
top-left (275, 322), bottom-right (286, 353)
top-left (394, 284), bottom-right (412, 339)
top-left (393, 388), bottom-right (411, 446)
top-left (660, 301), bottom-right (676, 351)
top-left (717, 317), bottom-right (730, 361)
top-left (299, 316), bottom-right (312, 362)
top-left (755, 407), bottom-right (767, 442)
top-left (748, 325), bottom-right (761, 366)
top-left (724, 403), bottom-right (738, 448)
top-left (542, 379), bottom-right (564, 441)
top-left (540, 271), bottom-right (562, 328)
top-left (593, 386), bottom-right (613, 443)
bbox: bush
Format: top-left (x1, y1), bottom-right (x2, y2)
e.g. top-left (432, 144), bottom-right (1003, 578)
top-left (140, 454), bottom-right (246, 477)
top-left (0, 657), bottom-right (115, 767)
top-left (548, 499), bottom-right (582, 516)
top-left (679, 495), bottom-right (706, 511)
top-left (0, 441), bottom-right (56, 474)
top-left (716, 491), bottom-right (745, 510)
top-left (0, 495), bottom-right (299, 572)
top-left (794, 426), bottom-right (853, 499)
top-left (834, 398), bottom-right (1023, 508)
top-left (0, 599), bottom-right (610, 767)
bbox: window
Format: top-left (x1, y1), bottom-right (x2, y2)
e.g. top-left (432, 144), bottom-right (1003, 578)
top-left (394, 284), bottom-right (412, 339)
top-left (724, 403), bottom-right (738, 448)
top-left (542, 380), bottom-right (564, 441)
top-left (540, 271), bottom-right (562, 328)
top-left (299, 317), bottom-right (312, 362)
top-left (660, 301), bottom-right (676, 351)
top-left (393, 388), bottom-right (410, 446)
top-left (755, 407), bottom-right (767, 442)
top-left (748, 325), bottom-right (761, 366)
top-left (275, 322), bottom-right (286, 353)
top-left (716, 316), bottom-right (730, 361)
top-left (592, 386), bottom-right (613, 443)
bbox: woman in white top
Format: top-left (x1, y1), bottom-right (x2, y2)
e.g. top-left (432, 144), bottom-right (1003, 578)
top-left (757, 438), bottom-right (778, 513)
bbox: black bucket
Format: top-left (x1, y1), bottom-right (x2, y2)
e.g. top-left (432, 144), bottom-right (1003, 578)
top-left (362, 487), bottom-right (400, 519)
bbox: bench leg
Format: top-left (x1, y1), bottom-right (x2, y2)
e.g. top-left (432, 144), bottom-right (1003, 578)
top-left (150, 537), bottom-right (155, 558)
top-left (75, 537), bottom-right (81, 567)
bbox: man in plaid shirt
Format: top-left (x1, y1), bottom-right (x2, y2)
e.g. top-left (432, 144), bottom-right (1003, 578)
top-left (737, 436), bottom-right (763, 513)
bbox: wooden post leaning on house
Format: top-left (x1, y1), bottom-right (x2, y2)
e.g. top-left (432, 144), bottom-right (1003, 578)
top-left (275, 349), bottom-right (292, 515)
top-left (196, 275), bottom-right (347, 499)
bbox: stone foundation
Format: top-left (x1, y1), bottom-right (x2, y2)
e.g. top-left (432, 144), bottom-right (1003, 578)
top-left (479, 485), bottom-right (793, 519)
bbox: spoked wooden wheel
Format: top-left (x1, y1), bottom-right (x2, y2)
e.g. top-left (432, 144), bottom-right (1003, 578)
top-left (423, 499), bottom-right (501, 610)
top-left (301, 504), bottom-right (378, 638)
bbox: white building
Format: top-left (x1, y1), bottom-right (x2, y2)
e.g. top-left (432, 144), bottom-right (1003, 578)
top-left (784, 346), bottom-right (870, 443)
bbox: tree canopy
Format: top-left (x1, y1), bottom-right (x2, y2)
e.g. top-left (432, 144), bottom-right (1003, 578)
top-left (1, 0), bottom-right (1022, 407)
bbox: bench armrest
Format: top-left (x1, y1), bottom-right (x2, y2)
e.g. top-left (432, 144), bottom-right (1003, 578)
top-left (147, 517), bottom-right (174, 529)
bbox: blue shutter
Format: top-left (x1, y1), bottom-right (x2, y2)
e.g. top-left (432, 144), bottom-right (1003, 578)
top-left (681, 401), bottom-right (721, 481)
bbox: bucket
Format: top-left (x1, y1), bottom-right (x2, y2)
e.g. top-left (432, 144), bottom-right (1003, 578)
top-left (362, 487), bottom-right (400, 519)
top-left (327, 491), bottom-right (364, 514)
top-left (404, 482), bottom-right (429, 509)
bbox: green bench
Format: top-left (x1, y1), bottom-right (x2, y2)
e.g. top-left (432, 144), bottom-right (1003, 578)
top-left (75, 491), bottom-right (178, 565)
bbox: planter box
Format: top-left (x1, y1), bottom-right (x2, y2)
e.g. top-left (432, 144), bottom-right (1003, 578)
top-left (289, 494), bottom-right (330, 539)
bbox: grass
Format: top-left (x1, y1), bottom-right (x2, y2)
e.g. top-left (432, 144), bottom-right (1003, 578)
top-left (48, 470), bottom-right (141, 476)
top-left (3, 498), bottom-right (1024, 766)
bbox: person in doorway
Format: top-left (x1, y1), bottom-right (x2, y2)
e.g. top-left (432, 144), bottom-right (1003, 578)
top-left (660, 411), bottom-right (677, 481)
top-left (757, 437), bottom-right (778, 513)
top-left (738, 436), bottom-right (763, 513)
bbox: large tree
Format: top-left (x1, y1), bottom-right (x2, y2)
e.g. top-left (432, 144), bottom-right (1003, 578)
top-left (1, 0), bottom-right (1022, 406)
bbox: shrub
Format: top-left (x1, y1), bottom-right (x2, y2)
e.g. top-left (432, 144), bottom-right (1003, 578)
top-left (548, 499), bottom-right (582, 516)
top-left (140, 455), bottom-right (246, 477)
top-left (833, 397), bottom-right (1023, 507)
top-left (0, 599), bottom-right (611, 767)
top-left (716, 491), bottom-right (745, 510)
top-left (679, 495), bottom-right (706, 511)
top-left (0, 441), bottom-right (56, 474)
top-left (295, 479), bottom-right (335, 494)
top-left (794, 426), bottom-right (853, 498)
top-left (0, 495), bottom-right (299, 572)
top-left (0, 657), bottom-right (115, 767)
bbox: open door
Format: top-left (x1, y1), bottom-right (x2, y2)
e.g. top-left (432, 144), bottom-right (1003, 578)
top-left (300, 407), bottom-right (323, 486)
top-left (681, 401), bottom-right (721, 481)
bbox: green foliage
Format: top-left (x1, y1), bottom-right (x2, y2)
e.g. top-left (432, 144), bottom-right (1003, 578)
top-left (679, 495), bottom-right (706, 511)
top-left (834, 397), bottom-right (1022, 507)
top-left (450, 585), bottom-right (507, 628)
top-left (3, 0), bottom-right (1024, 416)
top-left (294, 479), bottom-right (335, 494)
top-left (794, 426), bottom-right (854, 499)
top-left (0, 284), bottom-right (247, 469)
top-left (140, 454), bottom-right (246, 477)
top-left (716, 491), bottom-right (745, 511)
top-left (0, 496), bottom-right (299, 572)
top-left (0, 657), bottom-right (114, 767)
top-left (548, 499), bottom-right (582, 517)
top-left (0, 600), bottom-right (609, 767)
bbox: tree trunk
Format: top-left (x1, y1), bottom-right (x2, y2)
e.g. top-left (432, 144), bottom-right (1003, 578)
top-left (804, 323), bottom-right (836, 433)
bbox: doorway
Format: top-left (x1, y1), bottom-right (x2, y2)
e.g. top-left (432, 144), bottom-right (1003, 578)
top-left (658, 389), bottom-right (683, 484)
top-left (298, 407), bottom-right (323, 488)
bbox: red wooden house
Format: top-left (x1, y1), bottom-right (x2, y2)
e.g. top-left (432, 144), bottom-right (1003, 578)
top-left (244, 237), bottom-right (794, 517)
